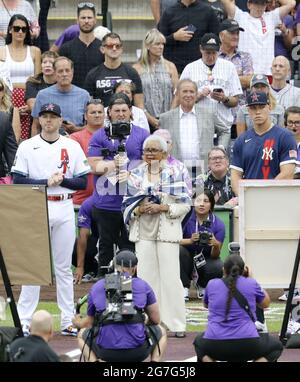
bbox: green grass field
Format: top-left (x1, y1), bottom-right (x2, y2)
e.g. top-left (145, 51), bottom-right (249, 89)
top-left (0, 301), bottom-right (288, 334)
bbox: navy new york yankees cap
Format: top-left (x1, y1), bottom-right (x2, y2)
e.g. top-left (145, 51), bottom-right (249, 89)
top-left (246, 91), bottom-right (269, 106)
top-left (39, 103), bottom-right (62, 117)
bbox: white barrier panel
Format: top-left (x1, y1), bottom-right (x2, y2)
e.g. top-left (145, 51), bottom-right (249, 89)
top-left (239, 180), bottom-right (300, 288)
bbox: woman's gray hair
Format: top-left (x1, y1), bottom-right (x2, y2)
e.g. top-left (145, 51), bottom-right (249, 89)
top-left (143, 135), bottom-right (168, 153)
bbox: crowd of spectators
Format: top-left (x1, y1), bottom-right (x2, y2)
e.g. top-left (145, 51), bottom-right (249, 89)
top-left (1, 0), bottom-right (300, 363)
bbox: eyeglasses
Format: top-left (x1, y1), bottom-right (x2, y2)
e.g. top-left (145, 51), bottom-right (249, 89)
top-left (12, 26), bottom-right (27, 33)
top-left (287, 120), bottom-right (300, 127)
top-left (209, 155), bottom-right (226, 162)
top-left (0, 85), bottom-right (4, 91)
top-left (103, 43), bottom-right (122, 50)
top-left (77, 2), bottom-right (95, 9)
top-left (143, 148), bottom-right (163, 154)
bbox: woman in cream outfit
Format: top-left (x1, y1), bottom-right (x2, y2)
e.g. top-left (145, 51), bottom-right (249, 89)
top-left (124, 135), bottom-right (191, 336)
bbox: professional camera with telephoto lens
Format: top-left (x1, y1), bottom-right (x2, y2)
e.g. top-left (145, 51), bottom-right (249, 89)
top-left (103, 272), bottom-right (137, 322)
top-left (105, 120), bottom-right (131, 139)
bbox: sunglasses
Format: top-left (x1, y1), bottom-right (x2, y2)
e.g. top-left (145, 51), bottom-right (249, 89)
top-left (0, 86), bottom-right (4, 91)
top-left (103, 43), bottom-right (122, 50)
top-left (77, 2), bottom-right (95, 9)
top-left (12, 26), bottom-right (28, 33)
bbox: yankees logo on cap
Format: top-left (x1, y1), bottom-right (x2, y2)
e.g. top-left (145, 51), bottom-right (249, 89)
top-left (39, 103), bottom-right (62, 117)
top-left (246, 91), bottom-right (269, 106)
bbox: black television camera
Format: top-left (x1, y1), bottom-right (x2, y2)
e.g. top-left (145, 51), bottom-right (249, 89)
top-left (102, 272), bottom-right (137, 322)
top-left (101, 120), bottom-right (131, 159)
top-left (105, 120), bottom-right (131, 140)
top-left (198, 220), bottom-right (213, 246)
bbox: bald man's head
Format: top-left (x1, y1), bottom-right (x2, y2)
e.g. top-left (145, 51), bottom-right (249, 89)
top-left (271, 56), bottom-right (290, 81)
top-left (30, 310), bottom-right (53, 336)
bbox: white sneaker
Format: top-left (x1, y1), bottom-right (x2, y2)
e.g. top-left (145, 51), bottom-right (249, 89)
top-left (278, 293), bottom-right (288, 301)
top-left (184, 287), bottom-right (189, 302)
top-left (255, 321), bottom-right (268, 333)
top-left (278, 289), bottom-right (300, 302)
top-left (287, 320), bottom-right (300, 335)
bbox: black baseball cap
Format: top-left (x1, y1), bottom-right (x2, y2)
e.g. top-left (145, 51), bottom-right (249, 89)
top-left (200, 33), bottom-right (220, 51)
top-left (246, 91), bottom-right (269, 106)
top-left (115, 249), bottom-right (138, 267)
top-left (219, 19), bottom-right (244, 33)
top-left (39, 103), bottom-right (62, 117)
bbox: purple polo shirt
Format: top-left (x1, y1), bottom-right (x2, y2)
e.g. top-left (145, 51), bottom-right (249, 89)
top-left (183, 209), bottom-right (225, 256)
top-left (88, 125), bottom-right (149, 211)
top-left (204, 276), bottom-right (265, 339)
top-left (77, 196), bottom-right (94, 229)
top-left (87, 275), bottom-right (156, 348)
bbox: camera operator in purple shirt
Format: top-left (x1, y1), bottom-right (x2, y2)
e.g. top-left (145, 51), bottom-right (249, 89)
top-left (88, 93), bottom-right (149, 279)
top-left (72, 250), bottom-right (167, 362)
top-left (180, 189), bottom-right (225, 296)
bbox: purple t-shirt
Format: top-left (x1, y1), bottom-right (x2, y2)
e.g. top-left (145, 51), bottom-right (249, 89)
top-left (231, 125), bottom-right (297, 179)
top-left (183, 209), bottom-right (225, 256)
top-left (77, 196), bottom-right (94, 229)
top-left (87, 275), bottom-right (156, 348)
top-left (54, 24), bottom-right (80, 48)
top-left (204, 276), bottom-right (265, 339)
top-left (275, 15), bottom-right (295, 57)
top-left (88, 125), bottom-right (149, 211)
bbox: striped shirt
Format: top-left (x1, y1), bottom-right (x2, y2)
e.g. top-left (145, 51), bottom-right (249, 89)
top-left (270, 84), bottom-right (300, 110)
top-left (180, 57), bottom-right (242, 130)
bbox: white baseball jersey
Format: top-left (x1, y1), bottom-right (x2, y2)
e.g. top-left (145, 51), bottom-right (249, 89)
top-left (13, 134), bottom-right (90, 331)
top-left (12, 135), bottom-right (90, 194)
top-left (234, 7), bottom-right (281, 75)
top-left (180, 57), bottom-right (242, 130)
top-left (270, 84), bottom-right (300, 110)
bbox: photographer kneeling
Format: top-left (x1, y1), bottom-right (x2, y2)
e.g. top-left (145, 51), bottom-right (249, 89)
top-left (193, 254), bottom-right (283, 362)
top-left (180, 189), bottom-right (225, 299)
top-left (72, 249), bottom-right (167, 362)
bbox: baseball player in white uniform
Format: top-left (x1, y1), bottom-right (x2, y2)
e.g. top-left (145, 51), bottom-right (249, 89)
top-left (180, 33), bottom-right (242, 151)
top-left (11, 103), bottom-right (90, 336)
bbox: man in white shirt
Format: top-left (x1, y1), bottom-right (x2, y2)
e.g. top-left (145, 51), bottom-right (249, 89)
top-left (180, 33), bottom-right (242, 152)
top-left (270, 55), bottom-right (300, 109)
top-left (220, 0), bottom-right (296, 75)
